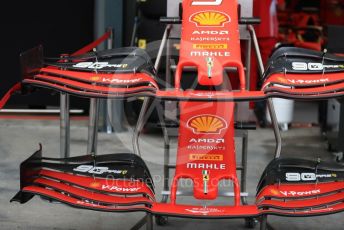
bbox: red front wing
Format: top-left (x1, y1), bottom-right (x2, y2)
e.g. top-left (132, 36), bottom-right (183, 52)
top-left (12, 148), bottom-right (344, 218)
top-left (2, 0), bottom-right (344, 225)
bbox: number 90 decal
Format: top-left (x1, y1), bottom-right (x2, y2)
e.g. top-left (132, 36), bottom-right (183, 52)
top-left (192, 0), bottom-right (223, 6)
top-left (286, 173), bottom-right (316, 181)
top-left (291, 62), bottom-right (343, 71)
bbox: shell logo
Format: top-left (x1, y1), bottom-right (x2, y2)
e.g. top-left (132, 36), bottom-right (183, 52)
top-left (90, 76), bottom-right (100, 81)
top-left (276, 76), bottom-right (288, 84)
top-left (190, 11), bottom-right (230, 27)
top-left (187, 115), bottom-right (227, 134)
top-left (270, 189), bottom-right (281, 196)
top-left (89, 181), bottom-right (101, 188)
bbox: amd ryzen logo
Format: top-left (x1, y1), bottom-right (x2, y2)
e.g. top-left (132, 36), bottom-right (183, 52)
top-left (192, 0), bottom-right (223, 6)
top-left (189, 138), bottom-right (225, 144)
top-left (192, 31), bottom-right (229, 35)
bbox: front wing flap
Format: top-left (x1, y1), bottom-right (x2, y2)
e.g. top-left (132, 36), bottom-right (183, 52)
top-left (256, 158), bottom-right (344, 216)
top-left (11, 147), bottom-right (155, 210)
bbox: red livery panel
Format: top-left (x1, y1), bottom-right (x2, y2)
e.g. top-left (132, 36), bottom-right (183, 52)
top-left (171, 101), bottom-right (239, 202)
top-left (175, 0), bottom-right (245, 89)
top-left (3, 0), bottom-right (344, 228)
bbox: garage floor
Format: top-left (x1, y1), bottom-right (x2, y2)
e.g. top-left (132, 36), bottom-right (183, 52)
top-left (0, 119), bottom-right (343, 230)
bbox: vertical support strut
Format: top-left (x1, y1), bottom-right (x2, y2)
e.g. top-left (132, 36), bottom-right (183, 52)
top-left (130, 214), bottom-right (153, 230)
top-left (87, 98), bottom-right (100, 155)
top-left (106, 27), bottom-right (114, 134)
top-left (60, 93), bottom-right (70, 158)
top-left (133, 98), bottom-right (151, 157)
top-left (133, 25), bottom-right (172, 157)
top-left (245, 39), bottom-right (252, 90)
top-left (248, 25), bottom-right (282, 159)
top-left (260, 215), bottom-right (268, 230)
top-left (241, 130), bottom-right (248, 204)
top-left (146, 214), bottom-right (153, 230)
top-left (165, 27), bottom-right (172, 88)
top-left (248, 21), bottom-right (280, 230)
top-left (267, 100), bottom-right (282, 158)
top-left (155, 102), bottom-right (171, 203)
top-left (155, 25), bottom-right (172, 71)
top-left (241, 34), bottom-right (252, 206)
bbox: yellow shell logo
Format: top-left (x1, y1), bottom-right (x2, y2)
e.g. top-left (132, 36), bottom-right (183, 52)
top-left (188, 115), bottom-right (227, 134)
top-left (190, 11), bottom-right (230, 27)
top-left (270, 189), bottom-right (281, 196)
top-left (91, 76), bottom-right (100, 81)
top-left (276, 76), bottom-right (288, 84)
top-left (89, 181), bottom-right (101, 188)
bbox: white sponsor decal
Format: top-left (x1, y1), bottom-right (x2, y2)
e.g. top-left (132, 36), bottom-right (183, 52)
top-left (287, 78), bottom-right (329, 84)
top-left (286, 173), bottom-right (336, 182)
top-left (101, 185), bottom-right (141, 192)
top-left (102, 78), bottom-right (143, 84)
top-left (301, 207), bottom-right (334, 213)
top-left (190, 51), bottom-right (230, 57)
top-left (192, 0), bottom-right (223, 6)
top-left (190, 92), bottom-right (226, 98)
top-left (76, 200), bottom-right (100, 207)
top-left (185, 207), bottom-right (224, 215)
top-left (192, 30), bottom-right (229, 35)
top-left (73, 165), bottom-right (128, 175)
top-left (188, 139), bottom-right (226, 150)
top-left (73, 62), bottom-right (128, 70)
top-left (191, 92), bottom-right (215, 97)
top-left (189, 138), bottom-right (225, 144)
top-left (187, 145), bottom-right (226, 151)
top-left (292, 62), bottom-right (344, 71)
top-left (191, 37), bottom-right (230, 42)
top-left (279, 189), bottom-right (321, 197)
top-left (187, 163), bottom-right (226, 170)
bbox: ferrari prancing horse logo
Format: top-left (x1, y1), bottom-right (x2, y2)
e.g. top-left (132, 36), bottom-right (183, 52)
top-left (206, 57), bottom-right (214, 78)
